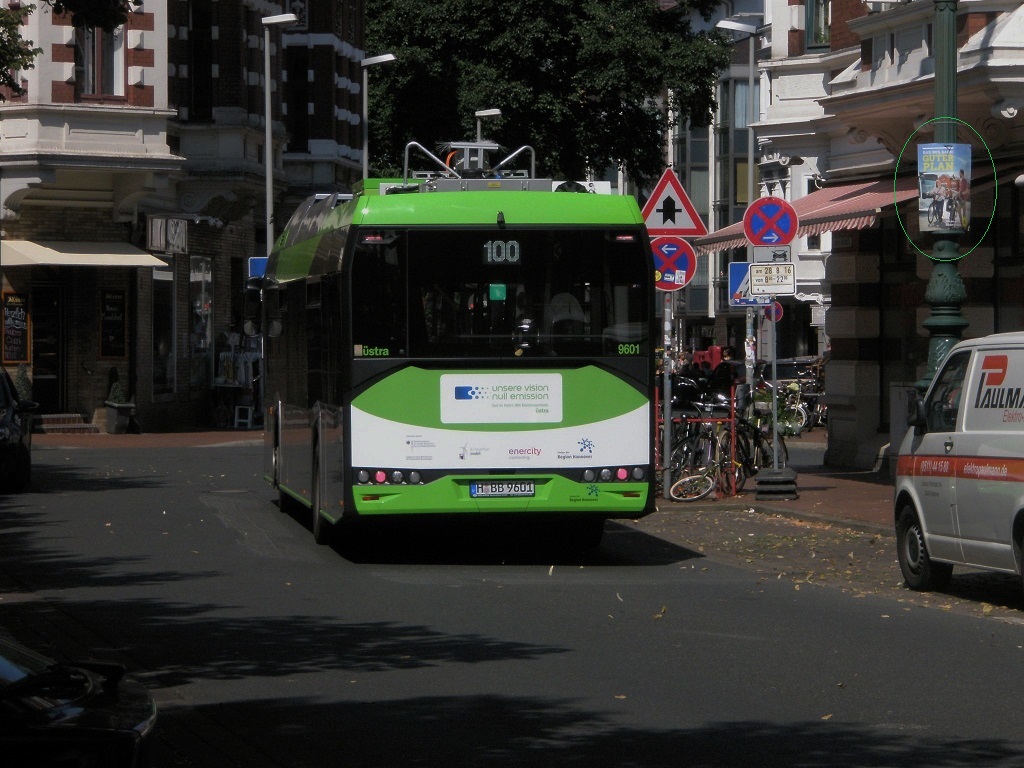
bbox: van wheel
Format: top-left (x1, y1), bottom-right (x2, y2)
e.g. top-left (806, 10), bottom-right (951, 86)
top-left (896, 506), bottom-right (952, 591)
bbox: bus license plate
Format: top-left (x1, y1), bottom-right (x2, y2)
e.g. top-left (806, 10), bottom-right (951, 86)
top-left (470, 481), bottom-right (535, 498)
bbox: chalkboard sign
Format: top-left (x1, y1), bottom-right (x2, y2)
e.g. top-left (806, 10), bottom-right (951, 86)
top-left (2, 292), bottom-right (29, 364)
top-left (100, 289), bottom-right (127, 359)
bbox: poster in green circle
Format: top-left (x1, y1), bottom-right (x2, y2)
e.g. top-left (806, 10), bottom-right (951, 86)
top-left (917, 143), bottom-right (971, 235)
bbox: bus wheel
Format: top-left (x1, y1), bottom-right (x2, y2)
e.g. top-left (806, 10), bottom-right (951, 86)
top-left (311, 443), bottom-right (332, 545)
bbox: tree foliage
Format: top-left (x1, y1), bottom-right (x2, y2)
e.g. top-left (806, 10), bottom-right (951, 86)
top-left (0, 1), bottom-right (134, 99)
top-left (365, 0), bottom-right (731, 184)
top-left (48, 0), bottom-right (134, 31)
top-left (0, 7), bottom-right (40, 97)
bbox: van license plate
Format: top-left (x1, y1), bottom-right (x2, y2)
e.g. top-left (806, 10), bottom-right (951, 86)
top-left (470, 481), bottom-right (535, 498)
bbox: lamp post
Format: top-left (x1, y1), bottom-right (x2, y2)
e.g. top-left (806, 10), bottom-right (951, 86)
top-left (361, 53), bottom-right (397, 180)
top-left (917, 0), bottom-right (967, 390)
top-left (262, 13), bottom-right (297, 258)
top-left (475, 108), bottom-right (501, 141)
top-left (716, 15), bottom-right (762, 411)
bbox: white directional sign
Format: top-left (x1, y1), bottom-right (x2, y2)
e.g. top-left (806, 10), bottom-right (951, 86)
top-left (749, 262), bottom-right (796, 296)
top-left (753, 245), bottom-right (791, 263)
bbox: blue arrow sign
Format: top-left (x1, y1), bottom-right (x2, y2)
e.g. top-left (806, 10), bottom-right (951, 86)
top-left (728, 262), bottom-right (771, 306)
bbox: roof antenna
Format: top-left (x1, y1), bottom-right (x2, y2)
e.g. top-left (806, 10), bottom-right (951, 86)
top-left (497, 211), bottom-right (505, 226)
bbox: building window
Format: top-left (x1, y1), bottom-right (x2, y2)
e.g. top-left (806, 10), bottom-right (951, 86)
top-left (75, 26), bottom-right (125, 97)
top-left (152, 262), bottom-right (176, 397)
top-left (190, 256), bottom-right (213, 387)
top-left (189, 2), bottom-right (213, 120)
top-left (807, 0), bottom-right (830, 50)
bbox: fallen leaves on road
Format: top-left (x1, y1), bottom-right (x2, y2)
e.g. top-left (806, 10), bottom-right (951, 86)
top-left (644, 507), bottom-right (1024, 621)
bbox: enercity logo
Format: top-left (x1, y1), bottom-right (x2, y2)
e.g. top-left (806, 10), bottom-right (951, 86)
top-left (454, 386), bottom-right (486, 401)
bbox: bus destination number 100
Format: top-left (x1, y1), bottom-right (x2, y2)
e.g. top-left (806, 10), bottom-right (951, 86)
top-left (483, 240), bottom-right (521, 265)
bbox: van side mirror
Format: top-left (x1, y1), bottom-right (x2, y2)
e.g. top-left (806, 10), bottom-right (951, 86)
top-left (907, 394), bottom-right (927, 432)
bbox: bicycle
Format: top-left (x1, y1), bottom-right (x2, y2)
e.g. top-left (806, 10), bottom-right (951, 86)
top-left (668, 417), bottom-right (744, 502)
top-left (926, 194), bottom-right (944, 227)
top-left (947, 194), bottom-right (969, 230)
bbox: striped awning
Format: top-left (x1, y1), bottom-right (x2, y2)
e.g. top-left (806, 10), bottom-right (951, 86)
top-left (692, 176), bottom-right (920, 255)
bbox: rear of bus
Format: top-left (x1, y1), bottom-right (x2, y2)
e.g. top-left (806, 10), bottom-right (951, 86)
top-left (346, 189), bottom-right (657, 532)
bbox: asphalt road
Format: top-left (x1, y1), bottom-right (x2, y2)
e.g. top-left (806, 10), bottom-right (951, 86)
top-left (4, 442), bottom-right (1024, 767)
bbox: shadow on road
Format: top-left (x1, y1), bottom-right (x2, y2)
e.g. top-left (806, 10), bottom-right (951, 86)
top-left (297, 512), bottom-right (705, 567)
top-left (155, 695), bottom-right (1024, 768)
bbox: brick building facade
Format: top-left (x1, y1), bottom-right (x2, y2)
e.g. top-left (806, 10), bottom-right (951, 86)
top-left (0, 0), bottom-right (365, 432)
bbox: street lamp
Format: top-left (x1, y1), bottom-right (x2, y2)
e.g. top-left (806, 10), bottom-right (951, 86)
top-left (716, 14), bottom-right (762, 412)
top-left (262, 13), bottom-right (297, 258)
top-left (361, 53), bottom-right (397, 179)
top-left (916, 0), bottom-right (967, 389)
top-left (474, 108), bottom-right (501, 141)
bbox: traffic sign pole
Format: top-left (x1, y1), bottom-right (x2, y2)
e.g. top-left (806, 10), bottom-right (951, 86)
top-left (769, 295), bottom-right (780, 469)
top-left (662, 292), bottom-right (673, 500)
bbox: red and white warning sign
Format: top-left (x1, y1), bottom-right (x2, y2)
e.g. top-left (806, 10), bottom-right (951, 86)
top-left (642, 168), bottom-right (708, 238)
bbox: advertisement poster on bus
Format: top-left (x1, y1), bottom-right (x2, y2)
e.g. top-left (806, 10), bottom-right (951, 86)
top-left (918, 143), bottom-right (971, 233)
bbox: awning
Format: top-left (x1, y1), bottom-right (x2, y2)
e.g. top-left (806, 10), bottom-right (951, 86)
top-left (692, 176), bottom-right (920, 255)
top-left (0, 240), bottom-right (165, 267)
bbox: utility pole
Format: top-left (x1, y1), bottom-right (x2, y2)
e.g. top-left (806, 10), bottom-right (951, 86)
top-left (917, 0), bottom-right (968, 390)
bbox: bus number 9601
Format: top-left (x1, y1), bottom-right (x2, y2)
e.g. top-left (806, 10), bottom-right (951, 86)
top-left (483, 240), bottom-right (521, 264)
top-left (618, 343), bottom-right (641, 355)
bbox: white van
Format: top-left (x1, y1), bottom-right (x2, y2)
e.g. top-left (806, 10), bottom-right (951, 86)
top-left (895, 332), bottom-right (1024, 592)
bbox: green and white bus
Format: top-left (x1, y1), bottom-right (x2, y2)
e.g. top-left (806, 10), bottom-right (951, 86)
top-left (247, 142), bottom-right (657, 547)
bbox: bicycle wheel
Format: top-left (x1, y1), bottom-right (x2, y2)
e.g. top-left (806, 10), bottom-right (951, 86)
top-left (670, 468), bottom-right (717, 502)
top-left (763, 433), bottom-right (789, 468)
top-left (717, 426), bottom-right (747, 493)
top-left (927, 201), bottom-right (940, 226)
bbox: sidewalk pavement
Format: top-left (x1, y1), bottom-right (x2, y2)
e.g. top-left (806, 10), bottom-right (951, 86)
top-left (33, 425), bottom-right (894, 534)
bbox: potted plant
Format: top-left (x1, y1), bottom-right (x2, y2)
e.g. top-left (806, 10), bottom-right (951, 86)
top-left (104, 380), bottom-right (136, 434)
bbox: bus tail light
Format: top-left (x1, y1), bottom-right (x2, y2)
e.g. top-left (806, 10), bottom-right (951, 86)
top-left (586, 467), bottom-right (646, 483)
top-left (356, 469), bottom-right (425, 485)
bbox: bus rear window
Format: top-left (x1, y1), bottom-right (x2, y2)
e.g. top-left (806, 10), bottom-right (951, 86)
top-left (352, 229), bottom-right (649, 359)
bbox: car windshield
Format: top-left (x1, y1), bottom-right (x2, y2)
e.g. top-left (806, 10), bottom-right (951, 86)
top-left (0, 635), bottom-right (54, 687)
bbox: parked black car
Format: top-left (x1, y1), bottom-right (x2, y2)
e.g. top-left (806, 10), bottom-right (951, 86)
top-left (0, 368), bottom-right (37, 492)
top-left (0, 633), bottom-right (158, 767)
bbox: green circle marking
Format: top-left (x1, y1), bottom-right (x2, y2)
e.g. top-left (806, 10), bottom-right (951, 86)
top-left (894, 116), bottom-right (997, 262)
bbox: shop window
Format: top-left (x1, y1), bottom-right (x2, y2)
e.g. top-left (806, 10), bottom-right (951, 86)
top-left (75, 26), bottom-right (125, 98)
top-left (152, 262), bottom-right (176, 398)
top-left (190, 256), bottom-right (213, 387)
